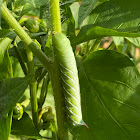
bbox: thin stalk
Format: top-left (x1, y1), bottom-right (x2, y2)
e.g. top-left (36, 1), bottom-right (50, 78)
top-left (49, 0), bottom-right (69, 139)
top-left (89, 39), bottom-right (101, 54)
top-left (14, 42), bottom-right (27, 75)
top-left (107, 42), bottom-right (115, 50)
top-left (38, 74), bottom-right (50, 110)
top-left (26, 48), bottom-right (39, 130)
top-left (37, 69), bottom-right (48, 86)
top-left (1, 4), bottom-right (53, 72)
top-left (85, 41), bottom-right (91, 55)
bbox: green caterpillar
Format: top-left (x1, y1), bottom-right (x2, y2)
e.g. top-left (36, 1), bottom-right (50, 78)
top-left (52, 32), bottom-right (84, 127)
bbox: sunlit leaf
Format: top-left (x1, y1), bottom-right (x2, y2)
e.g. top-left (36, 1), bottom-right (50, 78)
top-left (78, 50), bottom-right (140, 140)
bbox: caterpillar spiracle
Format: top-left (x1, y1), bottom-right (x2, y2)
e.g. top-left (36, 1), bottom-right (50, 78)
top-left (52, 32), bottom-right (86, 127)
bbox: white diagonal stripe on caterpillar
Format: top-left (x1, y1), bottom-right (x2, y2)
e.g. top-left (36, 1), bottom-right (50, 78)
top-left (61, 76), bottom-right (77, 92)
top-left (60, 69), bottom-right (75, 83)
top-left (62, 85), bottom-right (79, 102)
top-left (59, 62), bottom-right (74, 74)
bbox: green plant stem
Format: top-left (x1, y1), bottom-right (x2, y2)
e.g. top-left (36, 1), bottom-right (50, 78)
top-left (26, 48), bottom-right (39, 130)
top-left (49, 0), bottom-right (69, 139)
top-left (50, 62), bottom-right (68, 140)
top-left (49, 0), bottom-right (61, 33)
top-left (1, 4), bottom-right (53, 72)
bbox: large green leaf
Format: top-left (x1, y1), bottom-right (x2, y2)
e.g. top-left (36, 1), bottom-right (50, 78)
top-left (78, 0), bottom-right (108, 25)
top-left (11, 112), bottom-right (42, 139)
top-left (81, 0), bottom-right (140, 32)
top-left (72, 26), bottom-right (140, 45)
top-left (78, 50), bottom-right (140, 140)
top-left (0, 37), bottom-right (13, 80)
top-left (0, 111), bottom-right (12, 140)
top-left (0, 76), bottom-right (32, 120)
top-left (74, 0), bottom-right (140, 45)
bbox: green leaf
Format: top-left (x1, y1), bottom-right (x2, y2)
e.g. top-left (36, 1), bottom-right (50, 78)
top-left (78, 0), bottom-right (108, 25)
top-left (78, 50), bottom-right (140, 140)
top-left (0, 37), bottom-right (13, 80)
top-left (70, 2), bottom-right (80, 28)
top-left (0, 76), bottom-right (32, 120)
top-left (61, 2), bottom-right (76, 42)
top-left (14, 0), bottom-right (35, 10)
top-left (21, 0), bottom-right (49, 15)
top-left (112, 37), bottom-right (127, 53)
top-left (81, 0), bottom-right (140, 32)
top-left (0, 29), bottom-right (15, 39)
top-left (72, 26), bottom-right (140, 45)
top-left (8, 41), bottom-right (27, 63)
top-left (0, 111), bottom-right (12, 140)
top-left (113, 37), bottom-right (124, 47)
top-left (125, 37), bottom-right (140, 47)
top-left (72, 125), bottom-right (92, 140)
top-left (11, 112), bottom-right (42, 139)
